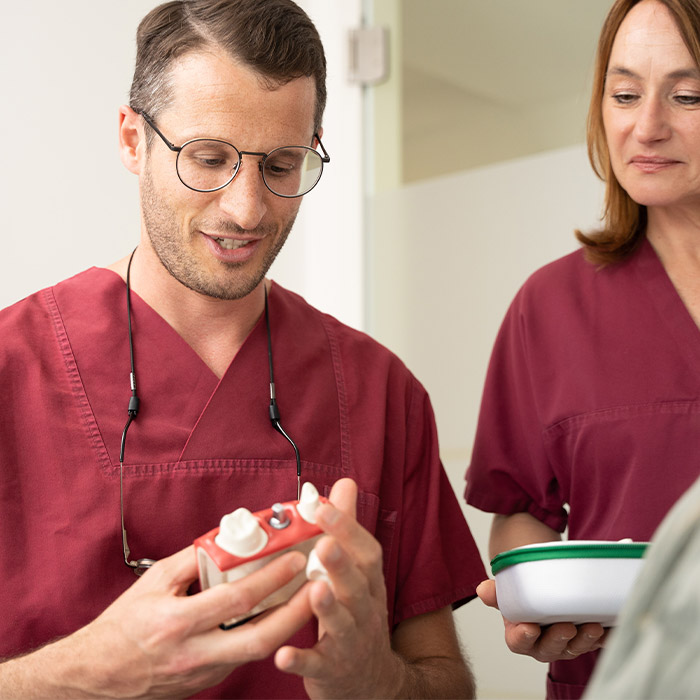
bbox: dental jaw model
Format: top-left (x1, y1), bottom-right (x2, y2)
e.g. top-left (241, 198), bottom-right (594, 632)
top-left (195, 482), bottom-right (329, 628)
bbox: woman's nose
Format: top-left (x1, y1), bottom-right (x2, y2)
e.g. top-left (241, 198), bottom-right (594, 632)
top-left (633, 98), bottom-right (671, 144)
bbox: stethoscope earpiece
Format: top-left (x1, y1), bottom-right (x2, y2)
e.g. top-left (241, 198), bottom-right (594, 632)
top-left (118, 251), bottom-right (301, 575)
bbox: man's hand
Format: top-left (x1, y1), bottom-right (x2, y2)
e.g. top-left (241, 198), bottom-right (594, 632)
top-left (274, 478), bottom-right (405, 698)
top-left (1, 545), bottom-right (313, 699)
top-left (477, 579), bottom-right (607, 663)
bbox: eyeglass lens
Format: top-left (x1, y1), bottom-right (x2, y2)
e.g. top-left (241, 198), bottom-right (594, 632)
top-left (177, 140), bottom-right (324, 196)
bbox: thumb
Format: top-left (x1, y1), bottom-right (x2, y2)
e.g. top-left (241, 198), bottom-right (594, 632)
top-left (328, 478), bottom-right (357, 519)
top-left (142, 545), bottom-right (199, 595)
top-left (476, 579), bottom-right (499, 609)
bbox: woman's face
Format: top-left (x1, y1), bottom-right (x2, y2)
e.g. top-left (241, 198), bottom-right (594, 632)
top-left (603, 0), bottom-right (700, 212)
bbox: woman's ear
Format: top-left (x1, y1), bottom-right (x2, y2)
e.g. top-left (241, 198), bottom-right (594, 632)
top-left (118, 105), bottom-right (144, 175)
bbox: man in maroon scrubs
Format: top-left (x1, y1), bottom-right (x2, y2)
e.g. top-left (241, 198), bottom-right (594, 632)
top-left (0, 1), bottom-right (485, 697)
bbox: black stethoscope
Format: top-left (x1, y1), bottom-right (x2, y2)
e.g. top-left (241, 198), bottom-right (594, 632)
top-left (119, 248), bottom-right (301, 575)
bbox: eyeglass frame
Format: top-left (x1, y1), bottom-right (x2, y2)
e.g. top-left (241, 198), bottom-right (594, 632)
top-left (132, 108), bottom-right (330, 198)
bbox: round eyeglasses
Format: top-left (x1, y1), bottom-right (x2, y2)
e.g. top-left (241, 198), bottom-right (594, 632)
top-left (134, 109), bottom-right (330, 198)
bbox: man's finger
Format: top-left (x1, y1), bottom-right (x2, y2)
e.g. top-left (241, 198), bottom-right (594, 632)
top-left (311, 536), bottom-right (374, 617)
top-left (275, 644), bottom-right (325, 678)
top-left (328, 478), bottom-right (357, 518)
top-left (215, 584), bottom-right (314, 665)
top-left (185, 550), bottom-right (308, 633)
top-left (315, 503), bottom-right (377, 559)
top-left (307, 579), bottom-right (355, 637)
top-left (314, 506), bottom-right (384, 598)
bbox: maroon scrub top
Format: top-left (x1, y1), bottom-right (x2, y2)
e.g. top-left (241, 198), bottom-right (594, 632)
top-left (1, 268), bottom-right (485, 699)
top-left (466, 239), bottom-right (700, 699)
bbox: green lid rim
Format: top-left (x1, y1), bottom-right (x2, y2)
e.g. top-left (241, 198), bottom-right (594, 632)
top-left (490, 542), bottom-right (648, 575)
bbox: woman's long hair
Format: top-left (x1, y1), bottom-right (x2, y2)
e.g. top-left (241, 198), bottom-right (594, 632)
top-left (577, 0), bottom-right (700, 264)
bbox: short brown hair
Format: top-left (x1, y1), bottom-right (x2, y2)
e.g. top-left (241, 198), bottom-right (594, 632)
top-left (129, 0), bottom-right (327, 133)
top-left (576, 0), bottom-right (700, 265)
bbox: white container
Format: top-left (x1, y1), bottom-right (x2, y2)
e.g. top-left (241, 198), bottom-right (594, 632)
top-left (491, 540), bottom-right (649, 626)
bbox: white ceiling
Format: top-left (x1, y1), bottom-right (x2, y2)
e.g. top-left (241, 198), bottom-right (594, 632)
top-left (402, 0), bottom-right (613, 106)
top-left (400, 0), bottom-right (614, 179)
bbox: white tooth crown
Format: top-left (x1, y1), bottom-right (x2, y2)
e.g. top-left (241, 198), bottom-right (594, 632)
top-left (215, 507), bottom-right (269, 557)
top-left (297, 482), bottom-right (321, 523)
top-left (306, 547), bottom-right (331, 584)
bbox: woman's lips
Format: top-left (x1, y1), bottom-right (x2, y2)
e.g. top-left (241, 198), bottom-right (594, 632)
top-left (629, 156), bottom-right (680, 173)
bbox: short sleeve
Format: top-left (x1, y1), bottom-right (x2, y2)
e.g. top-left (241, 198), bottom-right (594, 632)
top-left (391, 378), bottom-right (486, 625)
top-left (465, 288), bottom-right (568, 532)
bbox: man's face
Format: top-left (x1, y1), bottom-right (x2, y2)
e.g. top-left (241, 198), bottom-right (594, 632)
top-left (139, 51), bottom-right (317, 300)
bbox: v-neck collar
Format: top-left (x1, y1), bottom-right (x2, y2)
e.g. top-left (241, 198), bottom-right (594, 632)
top-left (52, 268), bottom-right (271, 468)
top-left (635, 237), bottom-right (700, 374)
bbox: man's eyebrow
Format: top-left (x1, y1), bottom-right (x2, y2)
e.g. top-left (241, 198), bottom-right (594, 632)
top-left (606, 65), bottom-right (700, 80)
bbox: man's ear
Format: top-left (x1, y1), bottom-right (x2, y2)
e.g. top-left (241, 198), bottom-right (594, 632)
top-left (119, 105), bottom-right (144, 175)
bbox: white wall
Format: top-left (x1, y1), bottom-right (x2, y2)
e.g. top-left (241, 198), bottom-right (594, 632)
top-left (1, 2), bottom-right (145, 307)
top-left (369, 143), bottom-right (605, 698)
top-left (0, 1), bottom-right (364, 329)
top-left (279, 0), bottom-right (365, 329)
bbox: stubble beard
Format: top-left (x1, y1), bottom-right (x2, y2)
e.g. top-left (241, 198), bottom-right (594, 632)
top-left (140, 166), bottom-right (296, 301)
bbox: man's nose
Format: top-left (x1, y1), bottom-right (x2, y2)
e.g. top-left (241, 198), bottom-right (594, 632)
top-left (217, 156), bottom-right (268, 229)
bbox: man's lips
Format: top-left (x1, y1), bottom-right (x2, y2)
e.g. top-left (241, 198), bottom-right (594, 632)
top-left (199, 231), bottom-right (265, 263)
top-left (203, 232), bottom-right (262, 251)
